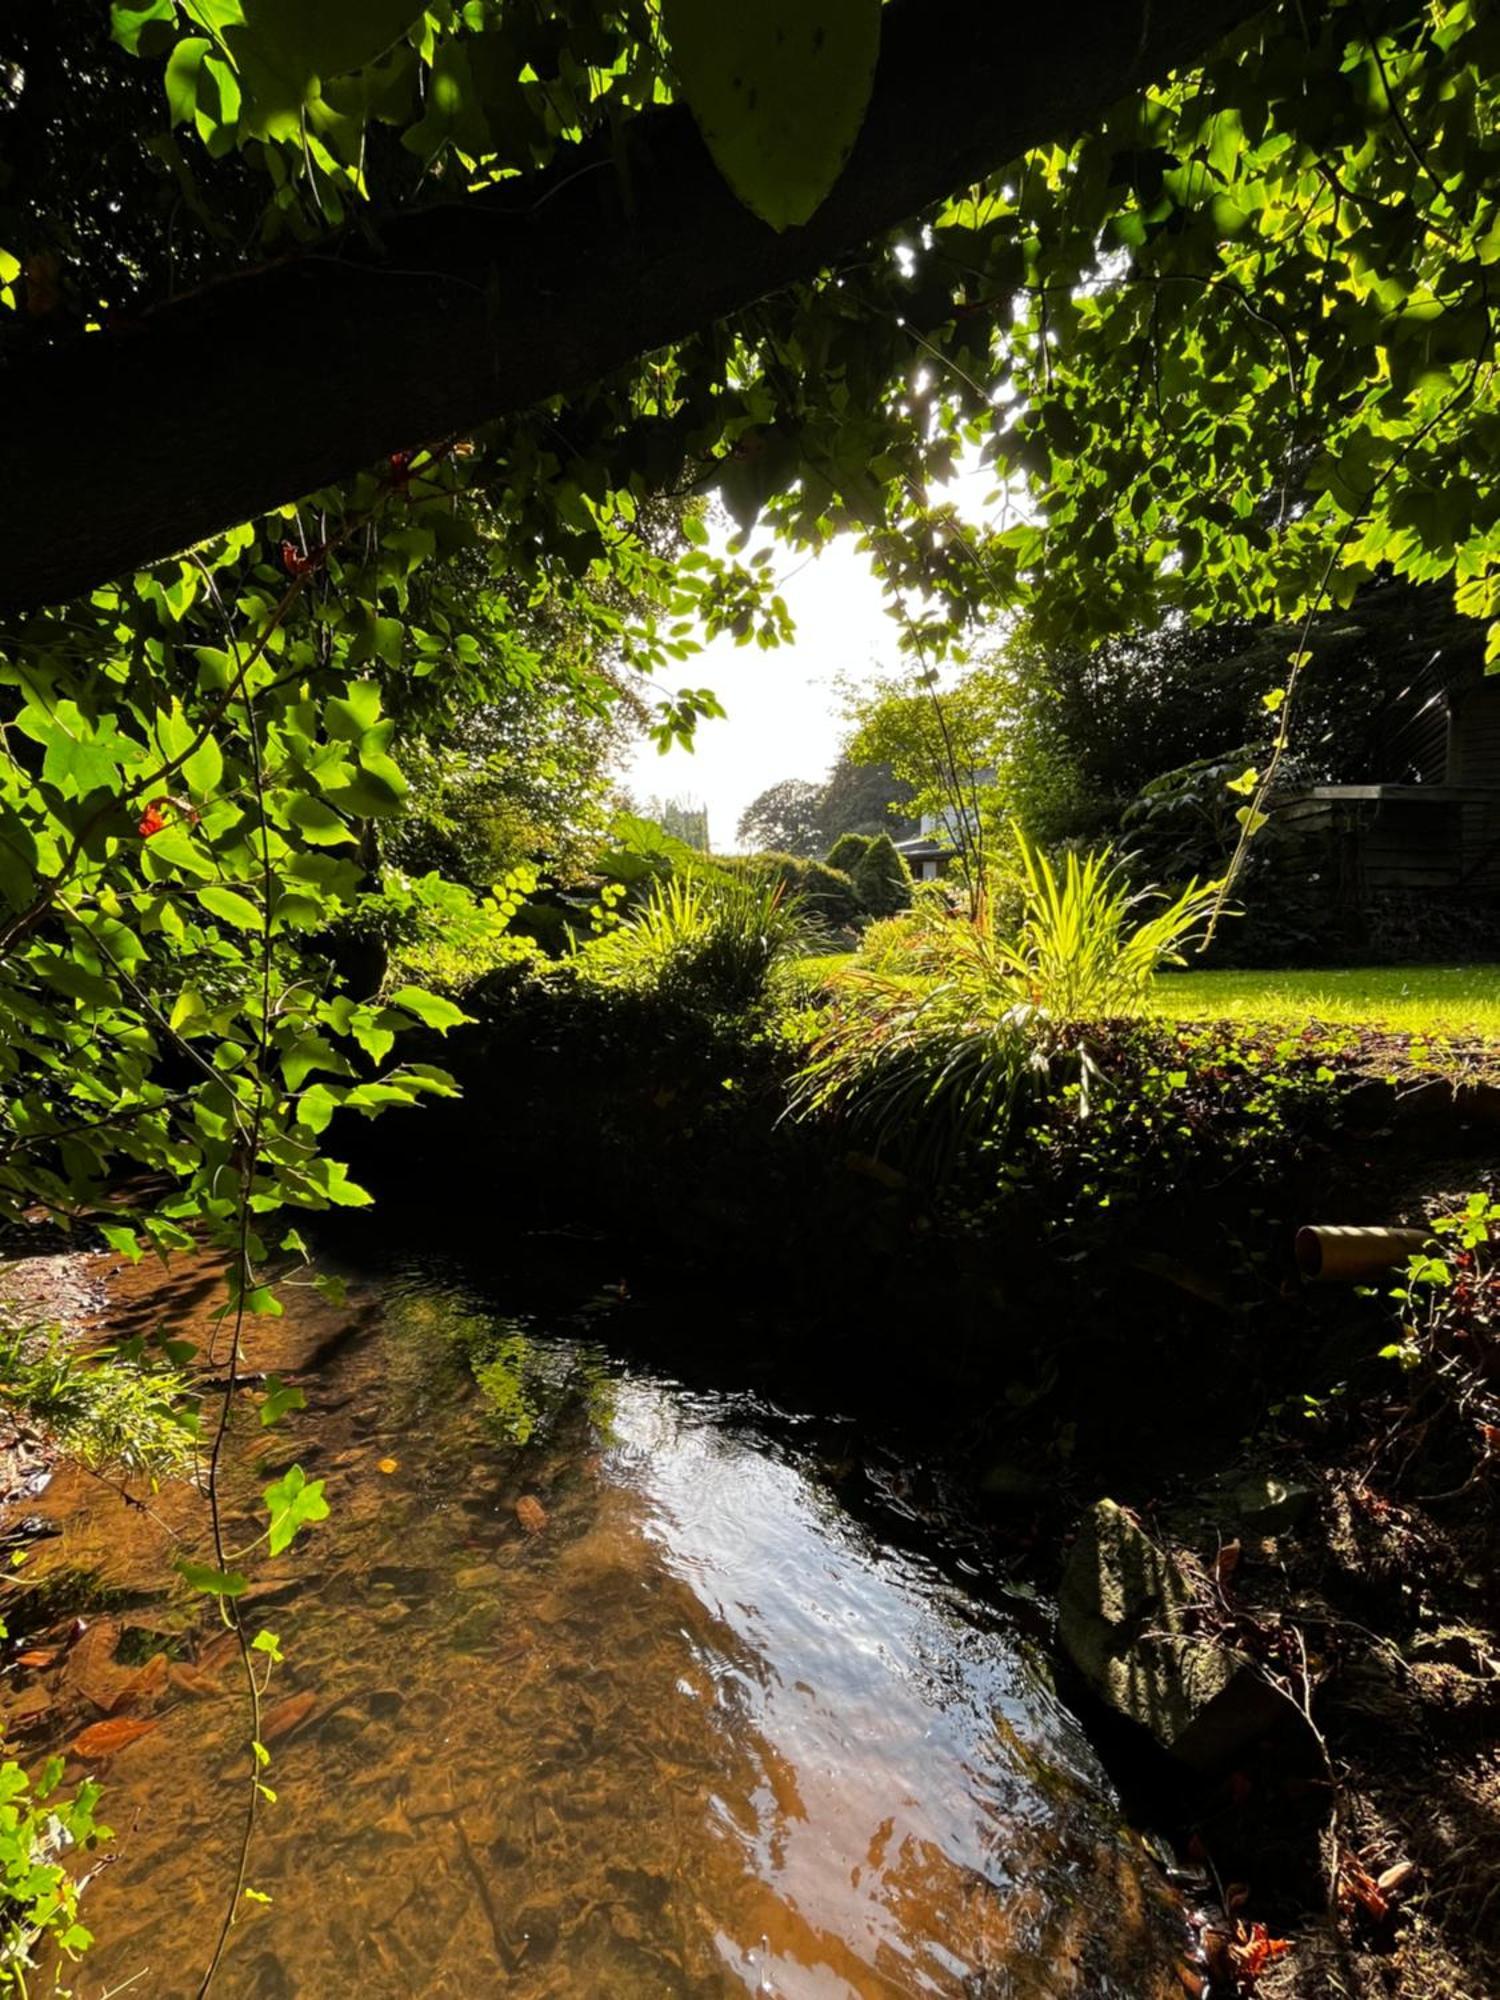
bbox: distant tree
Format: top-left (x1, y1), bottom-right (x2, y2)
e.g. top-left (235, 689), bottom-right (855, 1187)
top-left (852, 833), bottom-right (914, 917)
top-left (736, 778), bottom-right (825, 856)
top-left (819, 754), bottom-right (917, 842)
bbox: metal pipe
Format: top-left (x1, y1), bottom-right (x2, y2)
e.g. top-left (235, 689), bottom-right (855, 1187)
top-left (1295, 1225), bottom-right (1430, 1284)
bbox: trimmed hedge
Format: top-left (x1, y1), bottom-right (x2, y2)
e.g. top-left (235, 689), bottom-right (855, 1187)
top-left (851, 832), bottom-right (913, 917)
top-left (825, 832), bottom-right (874, 873)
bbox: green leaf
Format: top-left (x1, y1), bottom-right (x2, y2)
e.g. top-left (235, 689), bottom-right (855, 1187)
top-left (182, 732), bottom-right (223, 798)
top-left (251, 1628), bottom-right (284, 1663)
top-left (110, 0), bottom-right (177, 54)
top-left (243, 0), bottom-right (424, 83)
top-left (324, 681), bottom-right (384, 742)
top-left (98, 1223), bottom-right (143, 1261)
top-left (177, 1558), bottom-right (248, 1597)
top-left (259, 1377), bottom-right (306, 1427)
top-left (165, 36), bottom-right (211, 126)
top-left (168, 987), bottom-right (204, 1033)
top-left (296, 1083), bottom-right (338, 1134)
top-left (263, 1464), bottom-right (329, 1557)
top-left (284, 796), bottom-right (353, 845)
top-left (388, 985), bottom-right (469, 1031)
top-left (663, 0), bottom-right (882, 231)
top-left (197, 885), bottom-right (262, 930)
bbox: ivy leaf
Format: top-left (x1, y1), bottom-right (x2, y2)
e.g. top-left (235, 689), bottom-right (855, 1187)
top-left (176, 1559), bottom-right (248, 1597)
top-left (259, 1377), bottom-right (306, 1427)
top-left (263, 1464), bottom-right (329, 1557)
top-left (663, 0), bottom-right (882, 231)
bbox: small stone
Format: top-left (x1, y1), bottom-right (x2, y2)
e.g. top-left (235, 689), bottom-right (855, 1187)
top-left (455, 1564), bottom-right (503, 1592)
top-left (1215, 1470), bottom-right (1317, 1535)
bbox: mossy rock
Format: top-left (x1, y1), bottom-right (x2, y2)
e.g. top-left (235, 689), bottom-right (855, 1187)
top-left (1060, 1499), bottom-right (1309, 1775)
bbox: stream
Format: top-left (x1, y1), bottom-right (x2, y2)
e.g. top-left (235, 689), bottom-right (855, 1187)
top-left (4, 1247), bottom-right (1185, 1998)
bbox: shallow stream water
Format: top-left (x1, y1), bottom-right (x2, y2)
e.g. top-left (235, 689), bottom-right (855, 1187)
top-left (6, 1249), bottom-right (1183, 1998)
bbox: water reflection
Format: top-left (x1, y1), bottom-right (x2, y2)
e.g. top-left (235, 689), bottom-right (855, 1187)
top-left (5, 1257), bottom-right (1182, 1997)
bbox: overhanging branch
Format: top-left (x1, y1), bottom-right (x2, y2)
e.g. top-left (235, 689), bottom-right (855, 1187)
top-left (3, 0), bottom-right (1266, 614)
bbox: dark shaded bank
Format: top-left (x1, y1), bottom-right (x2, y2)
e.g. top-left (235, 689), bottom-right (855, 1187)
top-left (333, 981), bottom-right (1500, 1998)
top-left (344, 980), bottom-right (1500, 1476)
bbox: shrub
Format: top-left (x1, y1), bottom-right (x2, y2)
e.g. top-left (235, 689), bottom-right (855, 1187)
top-left (725, 851), bottom-right (862, 929)
top-left (851, 833), bottom-right (913, 917)
top-left (575, 870), bottom-right (819, 1014)
top-left (825, 832), bottom-right (873, 874)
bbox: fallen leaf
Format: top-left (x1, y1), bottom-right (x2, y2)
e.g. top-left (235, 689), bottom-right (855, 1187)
top-left (1338, 1855), bottom-right (1391, 1923)
top-left (15, 1649), bottom-right (58, 1670)
top-left (71, 1715), bottom-right (158, 1760)
top-left (168, 1664), bottom-right (222, 1699)
top-left (1376, 1859), bottom-right (1418, 1900)
top-left (1229, 1921), bottom-right (1291, 1979)
top-left (1215, 1539), bottom-right (1242, 1587)
top-left (514, 1495), bottom-right (548, 1535)
top-left (377, 1457), bottom-right (399, 1475)
top-left (197, 1630), bottom-right (241, 1672)
top-left (67, 1618), bottom-right (143, 1713)
top-left (261, 1689), bottom-right (318, 1743)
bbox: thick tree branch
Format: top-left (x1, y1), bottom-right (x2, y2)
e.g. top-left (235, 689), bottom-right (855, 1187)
top-left (4, 0), bottom-right (1266, 614)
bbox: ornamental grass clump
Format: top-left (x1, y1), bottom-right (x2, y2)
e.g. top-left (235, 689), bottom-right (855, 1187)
top-left (791, 832), bottom-right (1224, 1175)
top-left (576, 870), bottom-right (819, 1014)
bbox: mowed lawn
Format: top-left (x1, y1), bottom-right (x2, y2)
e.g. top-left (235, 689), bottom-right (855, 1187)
top-left (1151, 964), bottom-right (1500, 1035)
top-left (797, 955), bottom-right (1500, 1036)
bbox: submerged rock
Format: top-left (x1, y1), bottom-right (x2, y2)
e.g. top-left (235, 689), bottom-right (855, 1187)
top-left (1060, 1499), bottom-right (1306, 1775)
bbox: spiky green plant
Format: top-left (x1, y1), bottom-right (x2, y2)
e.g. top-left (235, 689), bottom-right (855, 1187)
top-left (576, 869), bottom-right (820, 1013)
top-left (991, 832), bottom-right (1224, 1018)
top-left (792, 834), bottom-right (1224, 1173)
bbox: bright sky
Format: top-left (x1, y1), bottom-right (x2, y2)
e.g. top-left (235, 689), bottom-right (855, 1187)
top-left (621, 529), bottom-right (899, 852)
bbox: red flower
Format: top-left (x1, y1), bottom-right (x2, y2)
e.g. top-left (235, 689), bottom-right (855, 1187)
top-left (138, 799), bottom-right (168, 838)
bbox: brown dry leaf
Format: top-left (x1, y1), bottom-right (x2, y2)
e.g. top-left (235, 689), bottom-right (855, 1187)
top-left (1338, 1855), bottom-right (1391, 1923)
top-left (71, 1715), bottom-right (158, 1760)
top-left (197, 1630), bottom-right (241, 1672)
top-left (15, 1649), bottom-right (58, 1670)
top-left (261, 1689), bottom-right (318, 1743)
top-left (377, 1457), bottom-right (399, 1475)
top-left (514, 1494), bottom-right (548, 1535)
top-left (67, 1618), bottom-right (138, 1713)
top-left (1215, 1540), bottom-right (1242, 1588)
top-left (168, 1664), bottom-right (222, 1699)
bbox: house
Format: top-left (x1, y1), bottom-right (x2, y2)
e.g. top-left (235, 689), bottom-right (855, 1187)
top-left (1268, 659), bottom-right (1500, 937)
top-left (894, 775), bottom-right (994, 883)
